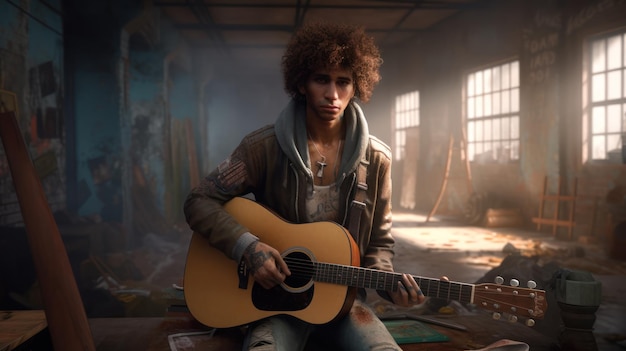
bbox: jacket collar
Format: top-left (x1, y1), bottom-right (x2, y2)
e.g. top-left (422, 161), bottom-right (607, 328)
top-left (274, 99), bottom-right (370, 183)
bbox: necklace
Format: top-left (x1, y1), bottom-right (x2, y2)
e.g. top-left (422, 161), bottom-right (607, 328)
top-left (308, 131), bottom-right (342, 179)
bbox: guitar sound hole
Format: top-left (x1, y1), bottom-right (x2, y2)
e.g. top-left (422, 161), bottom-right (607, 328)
top-left (251, 249), bottom-right (315, 312)
top-left (284, 251), bottom-right (314, 289)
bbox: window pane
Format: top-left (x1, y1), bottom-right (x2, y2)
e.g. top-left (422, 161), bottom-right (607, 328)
top-left (468, 97), bottom-right (475, 119)
top-left (592, 73), bottom-right (606, 102)
top-left (592, 39), bottom-right (606, 73)
top-left (502, 117), bottom-right (511, 139)
top-left (484, 119), bottom-right (492, 141)
top-left (502, 90), bottom-right (511, 113)
top-left (608, 70), bottom-right (622, 100)
top-left (493, 140), bottom-right (502, 161)
top-left (493, 118), bottom-right (501, 140)
top-left (511, 61), bottom-right (519, 87)
top-left (476, 142), bottom-right (483, 155)
top-left (607, 104), bottom-right (621, 132)
top-left (502, 63), bottom-right (511, 89)
top-left (592, 106), bottom-right (606, 133)
top-left (511, 88), bottom-right (520, 112)
top-left (483, 141), bottom-right (492, 159)
top-left (607, 35), bottom-right (622, 70)
top-left (468, 143), bottom-right (475, 161)
top-left (511, 116), bottom-right (520, 139)
top-left (511, 140), bottom-right (520, 160)
top-left (622, 104), bottom-right (626, 133)
top-left (468, 121), bottom-right (475, 142)
top-left (468, 73), bottom-right (475, 96)
top-left (476, 95), bottom-right (484, 117)
top-left (608, 134), bottom-right (620, 151)
top-left (592, 135), bottom-right (606, 159)
top-left (476, 120), bottom-right (484, 141)
top-left (484, 69), bottom-right (492, 93)
top-left (476, 71), bottom-right (484, 95)
top-left (484, 94), bottom-right (492, 116)
top-left (492, 92), bottom-right (501, 114)
top-left (492, 66), bottom-right (501, 91)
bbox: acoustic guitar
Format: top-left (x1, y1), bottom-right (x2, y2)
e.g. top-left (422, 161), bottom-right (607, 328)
top-left (184, 197), bottom-right (546, 328)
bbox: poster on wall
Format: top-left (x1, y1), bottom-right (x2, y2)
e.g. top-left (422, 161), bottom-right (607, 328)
top-left (0, 89), bottom-right (19, 119)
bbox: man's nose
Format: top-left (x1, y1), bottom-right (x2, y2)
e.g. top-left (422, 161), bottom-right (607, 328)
top-left (325, 83), bottom-right (339, 100)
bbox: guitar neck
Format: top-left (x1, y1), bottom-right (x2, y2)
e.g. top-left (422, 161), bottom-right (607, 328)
top-left (314, 262), bottom-right (475, 304)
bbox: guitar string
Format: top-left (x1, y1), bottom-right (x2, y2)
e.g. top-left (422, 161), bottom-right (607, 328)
top-left (284, 256), bottom-right (536, 297)
top-left (281, 257), bottom-right (532, 304)
top-left (282, 257), bottom-right (474, 298)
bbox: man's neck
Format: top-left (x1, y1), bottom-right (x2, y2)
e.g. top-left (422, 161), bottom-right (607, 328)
top-left (306, 118), bottom-right (345, 146)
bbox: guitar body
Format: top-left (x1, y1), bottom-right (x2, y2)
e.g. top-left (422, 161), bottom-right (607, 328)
top-left (184, 197), bottom-right (360, 328)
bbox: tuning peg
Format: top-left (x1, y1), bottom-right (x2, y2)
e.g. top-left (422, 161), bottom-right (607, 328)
top-left (508, 315), bottom-right (518, 323)
top-left (526, 319), bottom-right (536, 327)
top-left (527, 280), bottom-right (537, 289)
top-left (492, 312), bottom-right (501, 320)
top-left (510, 279), bottom-right (519, 287)
top-left (494, 276), bottom-right (504, 285)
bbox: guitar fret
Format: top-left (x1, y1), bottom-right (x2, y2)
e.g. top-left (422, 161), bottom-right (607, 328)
top-left (449, 282), bottom-right (458, 301)
top-left (312, 263), bottom-right (475, 306)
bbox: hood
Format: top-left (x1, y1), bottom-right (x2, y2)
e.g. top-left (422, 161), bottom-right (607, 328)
top-left (274, 99), bottom-right (370, 184)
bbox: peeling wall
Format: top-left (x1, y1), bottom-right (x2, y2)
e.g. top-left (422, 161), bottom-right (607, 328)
top-left (0, 0), bottom-right (64, 226)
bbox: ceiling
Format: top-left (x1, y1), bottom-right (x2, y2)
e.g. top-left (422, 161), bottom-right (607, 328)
top-left (153, 0), bottom-right (485, 69)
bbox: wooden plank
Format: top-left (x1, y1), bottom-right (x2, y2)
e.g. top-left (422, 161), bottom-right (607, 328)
top-left (0, 310), bottom-right (47, 351)
top-left (0, 112), bottom-right (95, 350)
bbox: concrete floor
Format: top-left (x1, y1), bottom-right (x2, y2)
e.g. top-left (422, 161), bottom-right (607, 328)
top-left (384, 211), bottom-right (626, 351)
top-left (137, 210), bottom-right (626, 350)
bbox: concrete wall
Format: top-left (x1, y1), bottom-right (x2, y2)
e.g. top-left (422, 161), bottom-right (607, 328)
top-left (0, 0), bottom-right (65, 226)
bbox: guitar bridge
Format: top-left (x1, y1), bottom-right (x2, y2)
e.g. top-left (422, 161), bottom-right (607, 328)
top-left (238, 259), bottom-right (249, 289)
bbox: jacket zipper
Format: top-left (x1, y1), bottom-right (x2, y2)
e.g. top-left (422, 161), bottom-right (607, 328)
top-left (289, 162), bottom-right (301, 221)
top-left (340, 172), bottom-right (357, 227)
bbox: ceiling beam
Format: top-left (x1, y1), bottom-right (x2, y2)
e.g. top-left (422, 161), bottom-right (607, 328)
top-left (153, 1), bottom-right (480, 10)
top-left (173, 23), bottom-right (433, 33)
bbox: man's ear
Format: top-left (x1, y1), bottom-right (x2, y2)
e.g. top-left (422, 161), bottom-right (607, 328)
top-left (298, 84), bottom-right (306, 95)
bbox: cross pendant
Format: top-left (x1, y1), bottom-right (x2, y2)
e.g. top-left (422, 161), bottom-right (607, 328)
top-left (316, 157), bottom-right (327, 178)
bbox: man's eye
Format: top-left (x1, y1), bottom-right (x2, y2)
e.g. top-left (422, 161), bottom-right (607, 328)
top-left (315, 77), bottom-right (328, 83)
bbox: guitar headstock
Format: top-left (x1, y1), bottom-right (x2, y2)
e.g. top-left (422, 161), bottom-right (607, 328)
top-left (474, 276), bottom-right (547, 327)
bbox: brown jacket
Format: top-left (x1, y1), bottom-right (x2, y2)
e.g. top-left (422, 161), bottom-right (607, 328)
top-left (184, 100), bottom-right (394, 272)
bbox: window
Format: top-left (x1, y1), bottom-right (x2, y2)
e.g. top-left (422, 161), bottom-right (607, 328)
top-left (393, 90), bottom-right (420, 161)
top-left (587, 30), bottom-right (626, 161)
top-left (466, 61), bottom-right (520, 163)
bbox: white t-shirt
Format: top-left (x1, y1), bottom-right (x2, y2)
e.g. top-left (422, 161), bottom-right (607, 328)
top-left (305, 183), bottom-right (340, 222)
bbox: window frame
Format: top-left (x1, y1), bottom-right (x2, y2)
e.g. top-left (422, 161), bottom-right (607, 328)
top-left (583, 29), bottom-right (626, 164)
top-left (464, 59), bottom-right (521, 164)
top-left (392, 90), bottom-right (420, 161)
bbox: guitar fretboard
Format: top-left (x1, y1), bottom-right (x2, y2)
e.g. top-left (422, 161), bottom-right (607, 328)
top-left (313, 262), bottom-right (475, 304)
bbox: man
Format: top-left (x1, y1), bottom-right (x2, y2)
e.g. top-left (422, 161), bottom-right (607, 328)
top-left (184, 21), bottom-right (425, 351)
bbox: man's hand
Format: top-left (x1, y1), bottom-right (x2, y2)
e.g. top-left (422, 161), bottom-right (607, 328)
top-left (243, 241), bottom-right (291, 289)
top-left (388, 273), bottom-right (426, 307)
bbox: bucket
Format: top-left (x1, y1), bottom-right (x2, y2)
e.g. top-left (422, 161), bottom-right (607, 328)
top-left (555, 270), bottom-right (602, 330)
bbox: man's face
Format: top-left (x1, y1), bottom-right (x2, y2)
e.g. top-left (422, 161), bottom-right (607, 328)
top-left (299, 67), bottom-right (355, 123)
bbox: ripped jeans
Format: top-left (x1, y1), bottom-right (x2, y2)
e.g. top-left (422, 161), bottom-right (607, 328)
top-left (242, 299), bottom-right (401, 351)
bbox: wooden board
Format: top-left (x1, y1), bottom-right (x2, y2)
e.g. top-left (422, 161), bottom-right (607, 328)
top-left (0, 310), bottom-right (47, 351)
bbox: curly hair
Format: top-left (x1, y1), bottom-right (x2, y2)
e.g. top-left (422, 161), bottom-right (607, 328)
top-left (281, 22), bottom-right (383, 103)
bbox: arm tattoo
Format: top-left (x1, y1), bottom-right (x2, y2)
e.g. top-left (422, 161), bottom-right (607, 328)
top-left (244, 242), bottom-right (271, 274)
